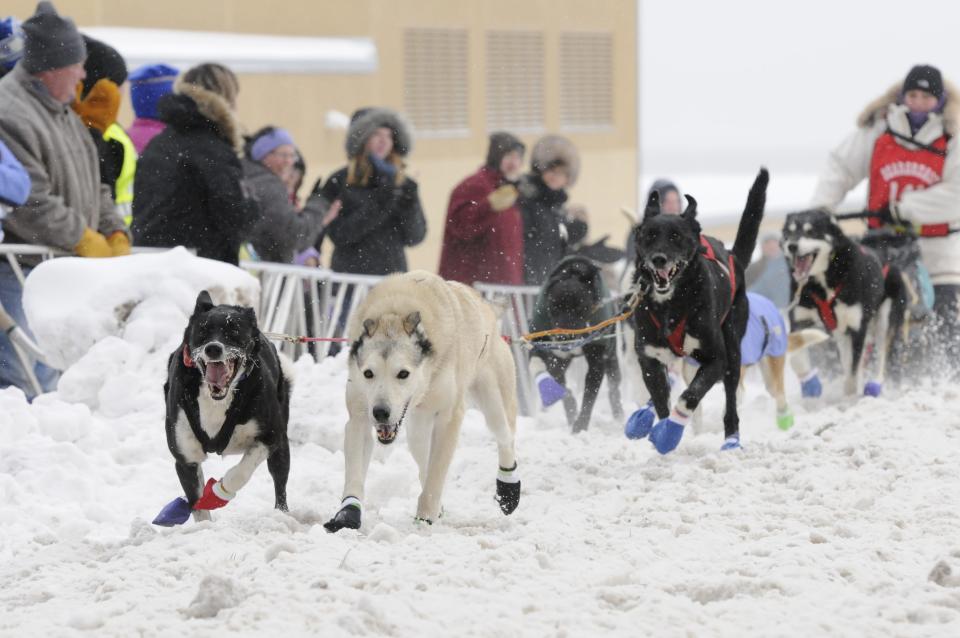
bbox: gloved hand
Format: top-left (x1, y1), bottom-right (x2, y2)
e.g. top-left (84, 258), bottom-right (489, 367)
top-left (872, 203), bottom-right (908, 227)
top-left (74, 227), bottom-right (112, 258)
top-left (624, 402), bottom-right (656, 439)
top-left (487, 184), bottom-right (519, 212)
top-left (650, 410), bottom-right (689, 455)
top-left (107, 231), bottom-right (131, 256)
top-left (294, 246), bottom-right (321, 267)
top-left (193, 478), bottom-right (233, 510)
top-left (324, 497), bottom-right (362, 533)
top-left (152, 496), bottom-right (193, 526)
top-left (800, 369), bottom-right (822, 398)
top-left (536, 372), bottom-right (567, 407)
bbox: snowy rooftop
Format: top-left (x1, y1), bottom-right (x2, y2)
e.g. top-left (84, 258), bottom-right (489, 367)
top-left (80, 27), bottom-right (379, 74)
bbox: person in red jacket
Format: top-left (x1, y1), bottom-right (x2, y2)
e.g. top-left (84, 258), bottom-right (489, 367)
top-left (439, 132), bottom-right (525, 285)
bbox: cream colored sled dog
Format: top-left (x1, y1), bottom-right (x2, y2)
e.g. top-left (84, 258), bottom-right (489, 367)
top-left (324, 271), bottom-right (520, 532)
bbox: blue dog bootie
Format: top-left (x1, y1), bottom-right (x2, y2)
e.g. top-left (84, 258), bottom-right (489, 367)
top-left (625, 402), bottom-right (656, 440)
top-left (721, 434), bottom-right (742, 451)
top-left (649, 410), bottom-right (690, 454)
top-left (863, 381), bottom-right (882, 397)
top-left (800, 369), bottom-right (822, 398)
top-left (152, 497), bottom-right (193, 527)
top-left (535, 372), bottom-right (568, 407)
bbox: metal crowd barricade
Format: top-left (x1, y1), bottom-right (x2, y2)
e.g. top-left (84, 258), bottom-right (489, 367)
top-left (472, 281), bottom-right (542, 417)
top-left (0, 244), bottom-right (61, 397)
top-left (240, 260), bottom-right (383, 360)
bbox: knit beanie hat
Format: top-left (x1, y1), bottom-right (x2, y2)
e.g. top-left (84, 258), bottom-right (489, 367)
top-left (21, 1), bottom-right (86, 74)
top-left (249, 127), bottom-right (296, 161)
top-left (903, 65), bottom-right (944, 100)
top-left (485, 131), bottom-right (526, 170)
top-left (129, 63), bottom-right (178, 119)
top-left (0, 17), bottom-right (25, 72)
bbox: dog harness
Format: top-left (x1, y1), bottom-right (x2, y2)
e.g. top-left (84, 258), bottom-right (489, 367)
top-left (868, 128), bottom-right (954, 237)
top-left (647, 236), bottom-right (737, 357)
top-left (805, 250), bottom-right (889, 333)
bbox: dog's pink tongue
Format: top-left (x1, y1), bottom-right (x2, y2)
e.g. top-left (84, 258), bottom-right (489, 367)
top-left (794, 255), bottom-right (812, 279)
top-left (656, 268), bottom-right (670, 280)
top-left (205, 361), bottom-right (230, 388)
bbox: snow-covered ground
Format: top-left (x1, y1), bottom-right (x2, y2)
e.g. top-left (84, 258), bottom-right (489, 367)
top-left (2, 253), bottom-right (960, 636)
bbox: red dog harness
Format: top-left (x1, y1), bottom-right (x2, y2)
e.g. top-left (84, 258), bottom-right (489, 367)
top-left (647, 236), bottom-right (737, 357)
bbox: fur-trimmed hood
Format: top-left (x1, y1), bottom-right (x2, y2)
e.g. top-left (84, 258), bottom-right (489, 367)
top-left (158, 81), bottom-right (242, 151)
top-left (857, 80), bottom-right (960, 137)
top-left (531, 134), bottom-right (580, 186)
top-left (345, 107), bottom-right (413, 158)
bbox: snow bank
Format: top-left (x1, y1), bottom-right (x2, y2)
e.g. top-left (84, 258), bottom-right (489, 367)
top-left (23, 247), bottom-right (259, 370)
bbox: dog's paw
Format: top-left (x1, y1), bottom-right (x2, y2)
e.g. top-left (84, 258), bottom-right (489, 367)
top-left (800, 371), bottom-right (822, 398)
top-left (721, 434), bottom-right (742, 451)
top-left (536, 373), bottom-right (568, 407)
top-left (323, 503), bottom-right (362, 533)
top-left (625, 403), bottom-right (656, 440)
top-left (413, 516), bottom-right (433, 526)
top-left (863, 381), bottom-right (882, 397)
top-left (776, 408), bottom-right (794, 431)
top-left (193, 478), bottom-right (232, 511)
top-left (152, 497), bottom-right (192, 527)
top-left (650, 414), bottom-right (687, 454)
top-left (495, 479), bottom-right (521, 515)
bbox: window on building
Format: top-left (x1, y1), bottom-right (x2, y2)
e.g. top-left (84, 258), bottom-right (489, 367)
top-left (559, 32), bottom-right (614, 131)
top-left (403, 28), bottom-right (470, 137)
top-left (486, 31), bottom-right (545, 133)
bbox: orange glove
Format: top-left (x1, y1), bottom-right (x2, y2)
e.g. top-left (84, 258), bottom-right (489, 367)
top-left (74, 228), bottom-right (112, 258)
top-left (72, 79), bottom-right (121, 133)
top-left (107, 231), bottom-right (131, 256)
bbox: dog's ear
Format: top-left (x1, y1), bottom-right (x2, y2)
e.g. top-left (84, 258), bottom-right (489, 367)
top-left (363, 318), bottom-right (378, 337)
top-left (681, 195), bottom-right (698, 221)
top-left (643, 190), bottom-right (661, 219)
top-left (194, 290), bottom-right (214, 316)
top-left (402, 311), bottom-right (421, 336)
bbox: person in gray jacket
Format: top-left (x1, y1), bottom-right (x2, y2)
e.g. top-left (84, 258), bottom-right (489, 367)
top-left (0, 1), bottom-right (130, 398)
top-left (242, 126), bottom-right (334, 263)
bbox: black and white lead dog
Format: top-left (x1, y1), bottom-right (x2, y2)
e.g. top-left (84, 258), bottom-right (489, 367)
top-left (626, 169), bottom-right (768, 454)
top-left (780, 209), bottom-right (906, 396)
top-left (163, 291), bottom-right (292, 521)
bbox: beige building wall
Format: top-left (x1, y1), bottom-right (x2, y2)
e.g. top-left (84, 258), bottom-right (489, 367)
top-left (10, 0), bottom-right (638, 272)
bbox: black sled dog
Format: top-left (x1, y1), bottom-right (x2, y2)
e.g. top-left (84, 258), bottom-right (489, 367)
top-left (780, 209), bottom-right (907, 397)
top-left (626, 169), bottom-right (769, 454)
top-left (528, 255), bottom-right (624, 432)
top-left (160, 291), bottom-right (292, 523)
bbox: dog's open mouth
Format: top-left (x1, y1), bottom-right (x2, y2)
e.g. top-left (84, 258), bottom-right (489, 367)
top-left (791, 252), bottom-right (816, 281)
top-left (199, 359), bottom-right (239, 400)
top-left (374, 402), bottom-right (409, 445)
top-left (649, 262), bottom-right (683, 292)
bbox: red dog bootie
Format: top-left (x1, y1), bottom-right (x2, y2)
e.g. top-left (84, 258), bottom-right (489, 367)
top-left (193, 478), bottom-right (234, 510)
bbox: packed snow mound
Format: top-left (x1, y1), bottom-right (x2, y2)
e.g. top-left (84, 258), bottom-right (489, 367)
top-left (22, 247), bottom-right (259, 370)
